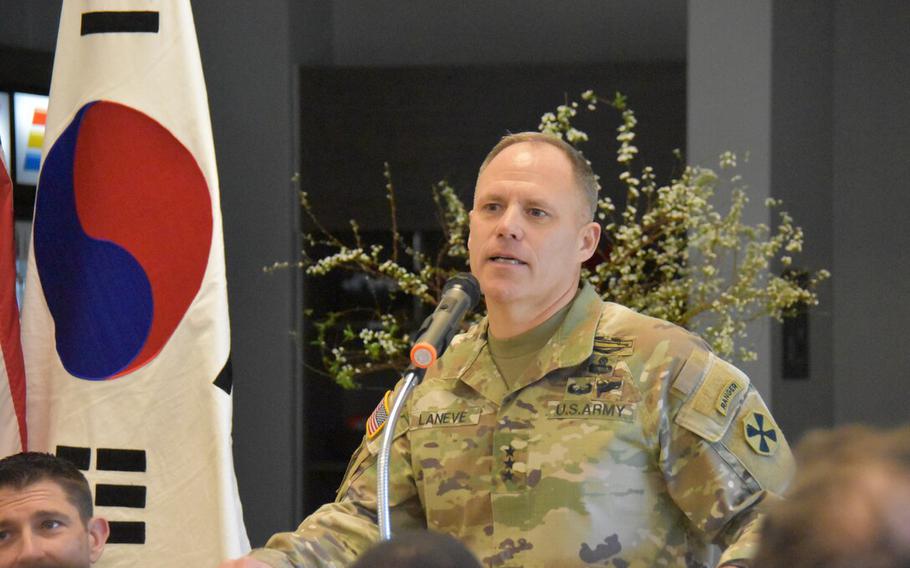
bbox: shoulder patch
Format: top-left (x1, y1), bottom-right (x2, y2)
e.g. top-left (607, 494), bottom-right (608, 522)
top-left (743, 411), bottom-right (780, 456)
top-left (366, 390), bottom-right (393, 440)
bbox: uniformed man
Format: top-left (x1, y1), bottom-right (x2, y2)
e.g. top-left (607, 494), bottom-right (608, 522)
top-left (221, 132), bottom-right (794, 568)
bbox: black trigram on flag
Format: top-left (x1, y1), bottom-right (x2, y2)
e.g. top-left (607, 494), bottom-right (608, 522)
top-left (57, 446), bottom-right (147, 544)
top-left (80, 11), bottom-right (160, 35)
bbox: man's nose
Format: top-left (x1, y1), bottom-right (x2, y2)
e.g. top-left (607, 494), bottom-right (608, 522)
top-left (16, 530), bottom-right (44, 562)
top-left (495, 204), bottom-right (524, 240)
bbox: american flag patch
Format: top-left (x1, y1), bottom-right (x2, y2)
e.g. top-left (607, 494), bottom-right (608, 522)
top-left (366, 390), bottom-right (393, 440)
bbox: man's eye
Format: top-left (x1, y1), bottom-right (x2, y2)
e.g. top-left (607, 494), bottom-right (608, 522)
top-left (0, 530), bottom-right (9, 541)
top-left (40, 520), bottom-right (63, 530)
top-left (482, 203), bottom-right (501, 212)
top-left (528, 208), bottom-right (548, 218)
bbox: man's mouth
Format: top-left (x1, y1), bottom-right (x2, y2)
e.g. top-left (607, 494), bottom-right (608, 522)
top-left (489, 255), bottom-right (527, 265)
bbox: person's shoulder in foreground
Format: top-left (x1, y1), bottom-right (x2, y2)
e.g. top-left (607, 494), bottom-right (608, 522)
top-left (0, 451), bottom-right (109, 568)
top-left (754, 424), bottom-right (910, 568)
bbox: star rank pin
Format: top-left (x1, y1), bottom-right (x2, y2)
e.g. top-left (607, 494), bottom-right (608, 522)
top-left (366, 390), bottom-right (393, 440)
top-left (743, 411), bottom-right (780, 456)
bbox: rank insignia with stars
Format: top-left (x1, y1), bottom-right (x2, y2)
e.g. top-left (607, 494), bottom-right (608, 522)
top-left (366, 391), bottom-right (393, 440)
top-left (501, 444), bottom-right (517, 483)
top-left (743, 411), bottom-right (779, 456)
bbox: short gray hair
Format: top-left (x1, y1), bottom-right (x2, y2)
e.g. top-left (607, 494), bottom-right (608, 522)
top-left (477, 131), bottom-right (598, 221)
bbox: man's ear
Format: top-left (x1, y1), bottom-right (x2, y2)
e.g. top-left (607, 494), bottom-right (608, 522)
top-left (87, 517), bottom-right (110, 563)
top-left (577, 221), bottom-right (602, 262)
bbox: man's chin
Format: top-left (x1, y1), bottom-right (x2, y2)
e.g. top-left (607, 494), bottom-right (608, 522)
top-left (478, 282), bottom-right (523, 307)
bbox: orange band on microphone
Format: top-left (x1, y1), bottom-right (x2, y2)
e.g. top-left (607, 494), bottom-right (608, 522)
top-left (410, 343), bottom-right (438, 368)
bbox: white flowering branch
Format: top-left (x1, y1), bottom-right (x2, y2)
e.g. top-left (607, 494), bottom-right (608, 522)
top-left (287, 90), bottom-right (829, 386)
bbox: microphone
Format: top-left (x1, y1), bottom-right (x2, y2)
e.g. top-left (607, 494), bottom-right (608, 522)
top-left (409, 273), bottom-right (481, 369)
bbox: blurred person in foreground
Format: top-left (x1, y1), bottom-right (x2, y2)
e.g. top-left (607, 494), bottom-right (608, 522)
top-left (349, 530), bottom-right (481, 568)
top-left (0, 452), bottom-right (109, 568)
top-left (754, 424), bottom-right (910, 568)
top-left (222, 132), bottom-right (795, 567)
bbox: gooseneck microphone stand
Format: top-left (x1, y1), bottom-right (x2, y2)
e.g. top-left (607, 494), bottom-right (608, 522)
top-left (376, 365), bottom-right (425, 541)
top-left (375, 272), bottom-right (481, 542)
top-left (376, 273), bottom-right (480, 540)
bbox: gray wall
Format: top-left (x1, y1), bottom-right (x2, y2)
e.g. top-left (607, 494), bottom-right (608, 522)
top-left (192, 0), bottom-right (303, 546)
top-left (769, 1), bottom-right (836, 438)
top-left (687, 0), bottom-right (774, 399)
top-left (323, 1), bottom-right (686, 65)
top-left (0, 0), bottom-right (58, 50)
top-left (831, 1), bottom-right (910, 426)
top-left (690, 0), bottom-right (910, 442)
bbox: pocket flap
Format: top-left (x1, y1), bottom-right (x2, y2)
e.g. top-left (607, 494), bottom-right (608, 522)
top-left (674, 353), bottom-right (750, 443)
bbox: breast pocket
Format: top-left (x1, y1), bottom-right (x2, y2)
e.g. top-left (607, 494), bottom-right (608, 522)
top-left (409, 405), bottom-right (496, 534)
top-left (540, 398), bottom-right (641, 474)
top-left (535, 398), bottom-right (660, 522)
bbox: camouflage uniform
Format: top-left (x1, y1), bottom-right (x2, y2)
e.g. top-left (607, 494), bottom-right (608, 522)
top-left (252, 284), bottom-right (794, 568)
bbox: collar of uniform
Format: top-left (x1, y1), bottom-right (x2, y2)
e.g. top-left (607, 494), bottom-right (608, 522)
top-left (423, 319), bottom-right (488, 382)
top-left (428, 283), bottom-right (604, 404)
top-left (506, 282), bottom-right (603, 393)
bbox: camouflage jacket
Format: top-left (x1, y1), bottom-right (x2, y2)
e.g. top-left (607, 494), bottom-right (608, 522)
top-left (252, 284), bottom-right (794, 568)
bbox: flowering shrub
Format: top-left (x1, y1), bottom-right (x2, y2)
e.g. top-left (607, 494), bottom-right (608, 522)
top-left (271, 90), bottom-right (829, 388)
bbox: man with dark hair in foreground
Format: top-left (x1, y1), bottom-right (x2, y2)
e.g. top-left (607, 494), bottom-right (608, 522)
top-left (0, 452), bottom-right (109, 568)
top-left (222, 132), bottom-right (794, 567)
top-left (755, 425), bottom-right (910, 568)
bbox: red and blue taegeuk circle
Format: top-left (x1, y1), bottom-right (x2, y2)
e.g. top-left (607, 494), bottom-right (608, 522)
top-left (35, 101), bottom-right (212, 380)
